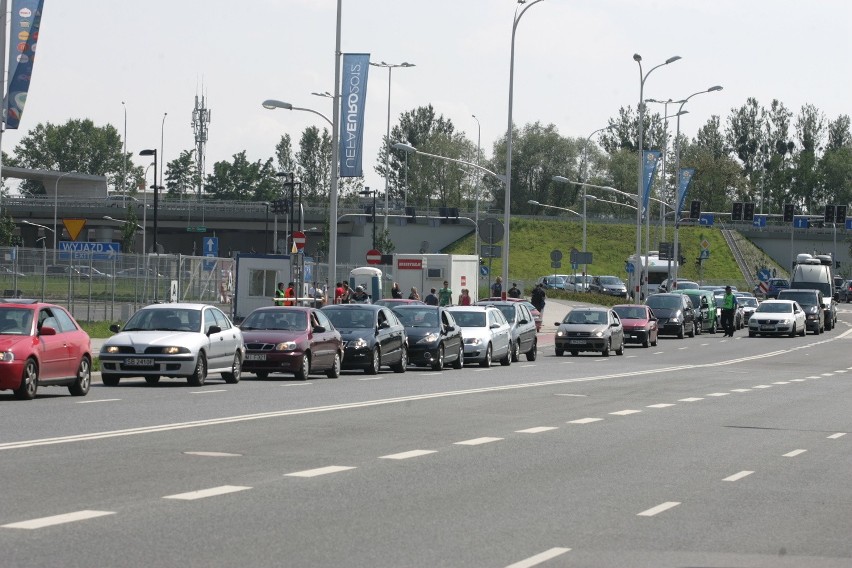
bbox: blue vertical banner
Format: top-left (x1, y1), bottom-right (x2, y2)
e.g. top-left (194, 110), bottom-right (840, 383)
top-left (5, 0), bottom-right (44, 129)
top-left (338, 53), bottom-right (370, 178)
top-left (676, 168), bottom-right (695, 219)
top-left (641, 150), bottom-right (661, 218)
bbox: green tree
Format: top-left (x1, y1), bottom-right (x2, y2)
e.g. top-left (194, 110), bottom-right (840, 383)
top-left (204, 151), bottom-right (278, 201)
top-left (164, 149), bottom-right (200, 199)
top-left (374, 228), bottom-right (395, 255)
top-left (0, 210), bottom-right (15, 246)
top-left (121, 204), bottom-right (139, 252)
top-left (275, 134), bottom-right (298, 175)
top-left (297, 126), bottom-right (332, 202)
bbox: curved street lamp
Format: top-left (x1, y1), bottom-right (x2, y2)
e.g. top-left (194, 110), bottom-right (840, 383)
top-left (262, 99), bottom-right (333, 127)
top-left (393, 142), bottom-right (504, 181)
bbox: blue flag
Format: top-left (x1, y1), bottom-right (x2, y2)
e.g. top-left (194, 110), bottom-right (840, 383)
top-left (5, 0), bottom-right (44, 129)
top-left (339, 53), bottom-right (370, 178)
top-left (676, 168), bottom-right (695, 219)
top-left (642, 150), bottom-right (661, 218)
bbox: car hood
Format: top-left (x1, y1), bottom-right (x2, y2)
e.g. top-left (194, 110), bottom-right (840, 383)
top-left (104, 330), bottom-right (206, 350)
top-left (458, 326), bottom-right (493, 340)
top-left (648, 307), bottom-right (680, 318)
top-left (404, 327), bottom-right (440, 341)
top-left (337, 328), bottom-right (376, 341)
top-left (558, 323), bottom-right (609, 334)
top-left (241, 329), bottom-right (306, 343)
top-left (0, 334), bottom-right (32, 351)
top-left (619, 318), bottom-right (650, 327)
top-left (751, 312), bottom-right (792, 321)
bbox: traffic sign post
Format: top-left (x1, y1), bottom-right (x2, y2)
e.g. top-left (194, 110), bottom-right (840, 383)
top-left (292, 231), bottom-right (306, 251)
top-left (59, 241), bottom-right (120, 261)
top-left (366, 249), bottom-right (382, 265)
top-left (203, 237), bottom-right (218, 271)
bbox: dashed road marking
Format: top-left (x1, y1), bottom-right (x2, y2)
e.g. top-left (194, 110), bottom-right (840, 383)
top-left (647, 403), bottom-right (675, 408)
top-left (515, 427), bottom-right (559, 434)
top-left (554, 393), bottom-right (587, 397)
top-left (2, 510), bottom-right (115, 529)
top-left (821, 373), bottom-right (834, 377)
top-left (834, 370), bottom-right (847, 373)
top-left (752, 385), bottom-right (772, 389)
top-left (789, 379), bottom-right (806, 382)
top-left (520, 364), bottom-right (536, 368)
top-left (707, 392), bottom-right (730, 397)
top-left (637, 501), bottom-right (681, 517)
top-left (419, 373), bottom-right (442, 377)
top-left (807, 376), bottom-right (821, 379)
top-left (282, 383), bottom-right (313, 387)
top-left (653, 351), bottom-right (664, 355)
top-left (827, 433), bottom-right (846, 439)
top-left (184, 451), bottom-right (241, 457)
top-left (723, 470), bottom-right (754, 482)
top-left (286, 466), bottom-right (357, 478)
top-left (190, 389), bottom-right (227, 394)
top-left (783, 449), bottom-right (807, 457)
top-left (358, 377), bottom-right (384, 381)
top-left (568, 418), bottom-right (603, 424)
top-left (679, 397), bottom-right (703, 402)
top-left (455, 437), bottom-right (503, 446)
top-left (163, 485), bottom-right (251, 500)
top-left (610, 410), bottom-right (641, 416)
top-left (772, 381), bottom-right (790, 385)
top-left (76, 399), bottom-right (121, 404)
top-left (505, 547), bottom-right (572, 568)
top-left (379, 450), bottom-right (437, 460)
top-left (678, 347), bottom-right (688, 350)
top-left (731, 389), bottom-right (752, 392)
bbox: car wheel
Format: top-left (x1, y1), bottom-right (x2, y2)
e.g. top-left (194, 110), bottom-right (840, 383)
top-left (188, 352), bottom-right (207, 386)
top-left (102, 373), bottom-right (120, 386)
top-left (615, 340), bottom-right (624, 356)
top-left (68, 356), bottom-right (91, 396)
top-left (526, 340), bottom-right (537, 361)
top-left (145, 376), bottom-right (161, 385)
top-left (601, 339), bottom-right (610, 357)
top-left (695, 322), bottom-right (702, 336)
top-left (431, 345), bottom-right (444, 371)
top-left (479, 344), bottom-right (492, 367)
top-left (748, 331), bottom-right (755, 337)
top-left (366, 348), bottom-right (381, 375)
top-left (392, 347), bottom-right (408, 373)
top-left (326, 352), bottom-right (342, 378)
top-left (710, 321), bottom-right (717, 334)
top-left (499, 344), bottom-right (511, 366)
top-left (510, 340), bottom-right (520, 363)
top-left (789, 324), bottom-right (796, 338)
top-left (222, 352), bottom-right (242, 384)
top-left (799, 325), bottom-right (806, 337)
top-left (688, 323), bottom-right (696, 338)
top-left (14, 358), bottom-right (39, 400)
top-left (555, 347), bottom-right (564, 357)
top-left (651, 335), bottom-right (657, 347)
top-left (677, 324), bottom-right (685, 339)
top-left (254, 371), bottom-right (269, 380)
top-left (642, 335), bottom-right (649, 348)
top-left (570, 350), bottom-right (579, 357)
top-left (294, 354), bottom-right (311, 381)
top-left (452, 344), bottom-right (464, 369)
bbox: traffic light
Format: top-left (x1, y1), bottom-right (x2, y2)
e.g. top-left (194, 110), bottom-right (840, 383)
top-left (743, 202), bottom-right (755, 221)
top-left (783, 203), bottom-right (795, 223)
top-left (731, 202), bottom-right (743, 221)
top-left (689, 200), bottom-right (701, 219)
top-left (835, 205), bottom-right (847, 224)
top-left (824, 205), bottom-right (836, 224)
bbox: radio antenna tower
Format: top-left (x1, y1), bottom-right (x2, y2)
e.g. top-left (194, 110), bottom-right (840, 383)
top-left (191, 90), bottom-right (211, 198)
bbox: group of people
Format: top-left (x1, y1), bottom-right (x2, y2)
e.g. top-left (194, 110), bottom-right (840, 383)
top-left (274, 282), bottom-right (328, 307)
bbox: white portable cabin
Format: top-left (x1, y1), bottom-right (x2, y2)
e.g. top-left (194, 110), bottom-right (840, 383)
top-left (391, 254), bottom-right (480, 303)
top-left (233, 253), bottom-right (292, 321)
top-left (349, 266), bottom-right (383, 301)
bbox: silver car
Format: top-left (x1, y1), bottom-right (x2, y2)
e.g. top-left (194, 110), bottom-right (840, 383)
top-left (99, 303), bottom-right (244, 386)
top-left (446, 306), bottom-right (511, 367)
top-left (554, 307), bottom-right (624, 357)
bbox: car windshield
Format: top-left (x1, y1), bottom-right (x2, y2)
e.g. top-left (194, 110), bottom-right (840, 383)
top-left (613, 306), bottom-right (645, 320)
top-left (740, 297), bottom-right (758, 308)
top-left (599, 277), bottom-right (622, 285)
top-left (450, 311), bottom-right (486, 327)
top-left (770, 279), bottom-right (789, 287)
top-left (646, 296), bottom-right (681, 309)
top-left (323, 308), bottom-right (375, 329)
top-left (0, 307), bottom-right (33, 335)
top-left (565, 310), bottom-right (606, 325)
top-left (677, 281), bottom-right (699, 289)
top-left (241, 310), bottom-right (307, 331)
top-left (123, 308), bottom-right (201, 332)
top-left (779, 291), bottom-right (817, 306)
top-left (393, 308), bottom-right (439, 328)
top-left (757, 302), bottom-right (793, 313)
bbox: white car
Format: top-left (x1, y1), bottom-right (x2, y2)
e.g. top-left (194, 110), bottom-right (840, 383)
top-left (747, 299), bottom-right (806, 337)
top-left (99, 303), bottom-right (244, 386)
top-left (446, 306), bottom-right (511, 367)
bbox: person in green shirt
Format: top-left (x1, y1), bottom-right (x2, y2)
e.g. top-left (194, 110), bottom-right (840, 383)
top-left (721, 285), bottom-right (738, 337)
top-left (438, 280), bottom-right (453, 306)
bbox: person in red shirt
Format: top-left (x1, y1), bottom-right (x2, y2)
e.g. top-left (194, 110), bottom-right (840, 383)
top-left (284, 282), bottom-right (296, 306)
top-left (334, 282), bottom-right (344, 304)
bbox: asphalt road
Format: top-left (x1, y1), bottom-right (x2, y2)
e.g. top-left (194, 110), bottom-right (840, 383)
top-left (1, 305), bottom-right (851, 568)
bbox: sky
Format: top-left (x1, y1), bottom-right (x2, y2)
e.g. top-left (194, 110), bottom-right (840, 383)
top-left (5, 0), bottom-right (851, 194)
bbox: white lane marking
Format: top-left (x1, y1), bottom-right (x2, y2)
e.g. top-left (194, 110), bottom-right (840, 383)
top-left (379, 449), bottom-right (437, 460)
top-left (455, 437), bottom-right (503, 446)
top-left (700, 343), bottom-right (709, 346)
top-left (515, 427), bottom-right (559, 434)
top-left (678, 397), bottom-right (704, 402)
top-left (560, 361), bottom-right (575, 365)
top-left (653, 351), bottom-right (664, 355)
top-left (594, 359), bottom-right (608, 362)
top-left (731, 389), bottom-right (752, 392)
top-left (163, 485), bottom-right (251, 500)
top-left (678, 347), bottom-right (688, 350)
top-left (706, 392), bottom-right (730, 397)
top-left (783, 449), bottom-right (807, 457)
top-left (568, 418), bottom-right (603, 424)
top-left (282, 383), bottom-right (313, 387)
top-left (821, 373), bottom-right (834, 377)
top-left (626, 355), bottom-right (638, 358)
top-left (834, 370), bottom-right (847, 373)
top-left (474, 368), bottom-right (491, 372)
top-left (520, 364), bottom-right (536, 368)
top-left (76, 398), bottom-right (121, 404)
top-left (789, 379), bottom-right (806, 382)
top-left (723, 470), bottom-right (754, 482)
top-left (637, 501), bottom-right (681, 517)
top-left (554, 394), bottom-right (587, 397)
top-left (610, 410), bottom-right (641, 416)
top-left (190, 389), bottom-right (227, 394)
top-left (505, 547), bottom-right (572, 568)
top-left (807, 376), bottom-right (821, 379)
top-left (2, 510), bottom-right (115, 530)
top-left (184, 451), bottom-right (242, 457)
top-left (772, 381), bottom-right (790, 385)
top-left (286, 466), bottom-right (356, 478)
top-left (827, 433), bottom-right (846, 440)
top-left (357, 377), bottom-right (384, 381)
top-left (418, 373), bottom-right (442, 377)
top-left (646, 403), bottom-right (675, 408)
top-left (752, 385), bottom-right (772, 389)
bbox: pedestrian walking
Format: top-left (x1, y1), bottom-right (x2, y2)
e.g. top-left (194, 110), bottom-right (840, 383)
top-left (438, 280), bottom-right (453, 306)
top-left (720, 285), bottom-right (738, 337)
top-left (424, 288), bottom-right (439, 306)
top-left (491, 276), bottom-right (503, 299)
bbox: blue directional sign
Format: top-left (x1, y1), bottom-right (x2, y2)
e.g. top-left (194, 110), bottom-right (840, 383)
top-left (59, 241), bottom-right (120, 261)
top-left (203, 237), bottom-right (218, 271)
top-left (846, 219), bottom-right (852, 231)
top-left (479, 265), bottom-right (489, 277)
top-left (757, 268), bottom-right (771, 282)
top-left (752, 215), bottom-right (767, 228)
top-left (699, 213), bottom-right (714, 226)
top-left (793, 216), bottom-right (809, 229)
top-left (625, 262), bottom-right (635, 274)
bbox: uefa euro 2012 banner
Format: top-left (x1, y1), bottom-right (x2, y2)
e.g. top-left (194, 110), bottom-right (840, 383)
top-left (5, 0), bottom-right (44, 130)
top-left (339, 53), bottom-right (370, 178)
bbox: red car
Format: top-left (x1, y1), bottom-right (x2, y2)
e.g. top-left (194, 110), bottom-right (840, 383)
top-left (0, 301), bottom-right (92, 400)
top-left (240, 306), bottom-right (343, 380)
top-left (480, 297), bottom-right (542, 331)
top-left (612, 304), bottom-right (658, 348)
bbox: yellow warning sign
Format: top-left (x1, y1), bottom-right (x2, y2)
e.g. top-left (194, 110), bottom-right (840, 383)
top-left (63, 219), bottom-right (87, 241)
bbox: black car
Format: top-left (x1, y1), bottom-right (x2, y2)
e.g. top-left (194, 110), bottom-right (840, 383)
top-left (321, 304), bottom-right (407, 374)
top-left (391, 305), bottom-right (464, 370)
top-left (777, 289), bottom-right (824, 334)
top-left (645, 293), bottom-right (696, 338)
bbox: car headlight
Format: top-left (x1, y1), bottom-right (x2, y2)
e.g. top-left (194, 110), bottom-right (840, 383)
top-left (669, 317), bottom-right (680, 323)
top-left (594, 331), bottom-right (604, 337)
top-left (274, 341), bottom-right (298, 351)
top-left (0, 351), bottom-right (14, 362)
top-left (103, 345), bottom-right (121, 354)
top-left (349, 337), bottom-right (368, 349)
top-left (159, 346), bottom-right (190, 354)
top-left (417, 333), bottom-right (439, 344)
top-left (556, 330), bottom-right (565, 337)
top-left (464, 337), bottom-right (482, 346)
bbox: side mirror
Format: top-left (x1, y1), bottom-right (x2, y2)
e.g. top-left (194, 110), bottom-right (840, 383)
top-left (610, 322), bottom-right (619, 327)
top-left (519, 319), bottom-right (529, 325)
top-left (490, 323), bottom-right (500, 329)
top-left (378, 321), bottom-right (390, 330)
top-left (206, 325), bottom-right (222, 336)
top-left (444, 325), bottom-right (455, 332)
top-left (554, 322), bottom-right (561, 326)
top-left (313, 325), bottom-right (326, 333)
top-left (109, 323), bottom-right (121, 333)
top-left (39, 325), bottom-right (57, 336)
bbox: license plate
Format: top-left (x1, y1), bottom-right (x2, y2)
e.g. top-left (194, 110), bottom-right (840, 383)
top-left (760, 325), bottom-right (774, 331)
top-left (245, 353), bottom-right (266, 361)
top-left (124, 357), bottom-right (154, 366)
top-left (569, 340), bottom-right (586, 345)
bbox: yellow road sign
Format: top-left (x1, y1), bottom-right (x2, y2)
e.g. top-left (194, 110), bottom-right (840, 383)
top-left (63, 218), bottom-right (87, 241)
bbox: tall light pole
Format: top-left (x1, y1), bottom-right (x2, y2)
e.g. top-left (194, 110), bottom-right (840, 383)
top-left (578, 125), bottom-right (615, 276)
top-left (671, 85), bottom-right (723, 283)
top-left (139, 149), bottom-right (158, 253)
top-left (121, 101), bottom-right (127, 204)
top-left (632, 53), bottom-right (681, 302)
top-left (53, 171), bottom-right (77, 263)
top-left (262, 100), bottom-right (333, 127)
top-left (472, 113), bottom-right (481, 258)
top-left (645, 101), bottom-right (691, 246)
top-left (370, 61), bottom-right (414, 231)
top-left (503, 0), bottom-right (544, 298)
top-left (160, 112), bottom-right (167, 188)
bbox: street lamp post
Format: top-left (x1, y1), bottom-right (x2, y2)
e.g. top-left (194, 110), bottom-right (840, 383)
top-left (262, 100), bottom-right (333, 127)
top-left (671, 85), bottom-right (723, 283)
top-left (472, 114), bottom-right (481, 259)
top-left (160, 112), bottom-right (167, 188)
top-left (632, 53), bottom-right (681, 302)
top-left (503, 0), bottom-right (544, 298)
top-left (121, 101), bottom-right (127, 205)
top-left (139, 149), bottom-right (159, 254)
top-left (577, 125), bottom-right (616, 276)
top-left (53, 171), bottom-right (77, 264)
top-left (369, 61), bottom-right (415, 231)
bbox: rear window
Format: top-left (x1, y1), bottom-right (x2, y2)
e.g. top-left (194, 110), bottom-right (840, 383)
top-left (778, 290), bottom-right (818, 306)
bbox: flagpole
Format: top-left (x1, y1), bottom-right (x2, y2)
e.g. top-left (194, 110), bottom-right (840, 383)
top-left (0, 0), bottom-right (8, 214)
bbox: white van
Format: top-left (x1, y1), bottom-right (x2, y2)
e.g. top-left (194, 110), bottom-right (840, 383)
top-left (790, 254), bottom-right (836, 330)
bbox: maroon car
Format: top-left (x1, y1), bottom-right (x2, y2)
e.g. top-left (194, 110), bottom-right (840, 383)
top-left (240, 306), bottom-right (343, 380)
top-left (0, 301), bottom-right (92, 400)
top-left (612, 304), bottom-right (658, 348)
